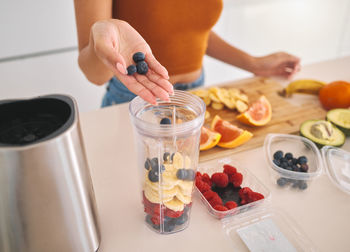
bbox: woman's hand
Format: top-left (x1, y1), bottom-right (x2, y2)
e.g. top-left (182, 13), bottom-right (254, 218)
top-left (252, 52), bottom-right (301, 79)
top-left (90, 19), bottom-right (173, 105)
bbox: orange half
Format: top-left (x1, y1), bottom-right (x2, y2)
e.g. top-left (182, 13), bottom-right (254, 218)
top-left (236, 95), bottom-right (272, 126)
top-left (211, 115), bottom-right (253, 149)
top-left (200, 126), bottom-right (221, 151)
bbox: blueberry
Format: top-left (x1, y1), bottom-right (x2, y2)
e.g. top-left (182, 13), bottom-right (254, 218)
top-left (292, 180), bottom-right (300, 188)
top-left (160, 118), bottom-right (171, 125)
top-left (159, 164), bottom-right (166, 173)
top-left (279, 158), bottom-right (287, 163)
top-left (284, 164), bottom-right (292, 171)
top-left (300, 163), bottom-right (309, 173)
top-left (285, 152), bottom-right (293, 160)
top-left (298, 156), bottom-right (308, 165)
top-left (292, 158), bottom-right (298, 165)
top-left (273, 151), bottom-right (284, 160)
top-left (185, 169), bottom-right (195, 181)
top-left (132, 52), bottom-right (146, 63)
top-left (145, 215), bottom-right (153, 225)
top-left (164, 221), bottom-right (176, 232)
top-left (144, 158), bottom-right (151, 170)
top-left (163, 152), bottom-right (170, 162)
top-left (292, 165), bottom-right (300, 172)
top-left (281, 162), bottom-right (289, 169)
top-left (176, 169), bottom-right (187, 180)
top-left (273, 159), bottom-right (280, 166)
top-left (299, 181), bottom-right (308, 190)
top-left (175, 213), bottom-right (188, 225)
top-left (170, 153), bottom-right (175, 162)
top-left (150, 157), bottom-right (159, 170)
top-left (136, 61), bottom-right (148, 74)
top-left (127, 65), bottom-right (137, 75)
top-left (148, 169), bottom-right (159, 182)
top-left (277, 177), bottom-right (288, 187)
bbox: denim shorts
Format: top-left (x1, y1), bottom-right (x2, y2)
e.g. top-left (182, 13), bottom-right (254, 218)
top-left (101, 70), bottom-right (204, 107)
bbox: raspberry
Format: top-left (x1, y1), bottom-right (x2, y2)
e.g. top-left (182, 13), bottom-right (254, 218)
top-left (196, 179), bottom-right (211, 193)
top-left (203, 190), bottom-right (217, 201)
top-left (151, 215), bottom-right (162, 225)
top-left (213, 205), bottom-right (228, 211)
top-left (225, 201), bottom-right (238, 209)
top-left (223, 164), bottom-right (237, 175)
top-left (211, 172), bottom-right (229, 188)
top-left (165, 208), bottom-right (184, 218)
top-left (239, 187), bottom-right (253, 199)
top-left (209, 195), bottom-right (223, 207)
top-left (196, 171), bottom-right (202, 180)
top-left (144, 205), bottom-right (153, 215)
top-left (250, 192), bottom-right (264, 202)
top-left (202, 173), bottom-right (212, 186)
top-left (230, 172), bottom-right (243, 187)
top-left (143, 191), bottom-right (156, 207)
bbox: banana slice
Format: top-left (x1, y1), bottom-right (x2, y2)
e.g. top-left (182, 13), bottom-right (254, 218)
top-left (176, 192), bottom-right (192, 204)
top-left (172, 152), bottom-right (183, 169)
top-left (177, 180), bottom-right (194, 196)
top-left (212, 102), bottom-right (224, 110)
top-left (202, 96), bottom-right (211, 106)
top-left (144, 187), bottom-right (174, 204)
top-left (190, 89), bottom-right (209, 98)
top-left (205, 110), bottom-right (211, 120)
top-left (164, 197), bottom-right (185, 212)
top-left (236, 93), bottom-right (249, 103)
top-left (236, 100), bottom-right (249, 113)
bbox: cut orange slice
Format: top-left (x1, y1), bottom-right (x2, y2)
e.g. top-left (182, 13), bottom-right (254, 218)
top-left (211, 115), bottom-right (253, 148)
top-left (236, 95), bottom-right (272, 126)
top-left (200, 126), bottom-right (221, 151)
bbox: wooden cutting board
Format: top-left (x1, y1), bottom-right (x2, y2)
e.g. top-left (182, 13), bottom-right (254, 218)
top-left (199, 77), bottom-right (327, 162)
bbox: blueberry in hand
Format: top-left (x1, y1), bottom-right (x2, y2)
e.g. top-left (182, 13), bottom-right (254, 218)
top-left (176, 169), bottom-right (187, 180)
top-left (148, 169), bottom-right (159, 182)
top-left (273, 151), bottom-right (283, 160)
top-left (136, 61), bottom-right (148, 74)
top-left (127, 65), bottom-right (137, 75)
top-left (160, 118), bottom-right (171, 125)
top-left (133, 52), bottom-right (146, 63)
top-left (298, 156), bottom-right (308, 165)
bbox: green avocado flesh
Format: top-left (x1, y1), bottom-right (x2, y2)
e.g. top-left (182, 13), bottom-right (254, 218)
top-left (326, 109), bottom-right (350, 136)
top-left (300, 120), bottom-right (345, 147)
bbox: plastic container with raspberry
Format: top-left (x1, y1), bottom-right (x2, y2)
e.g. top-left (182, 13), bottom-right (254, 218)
top-left (264, 134), bottom-right (323, 191)
top-left (195, 158), bottom-right (270, 219)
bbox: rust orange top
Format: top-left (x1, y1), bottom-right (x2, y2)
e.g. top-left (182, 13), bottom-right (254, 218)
top-left (113, 0), bottom-right (223, 75)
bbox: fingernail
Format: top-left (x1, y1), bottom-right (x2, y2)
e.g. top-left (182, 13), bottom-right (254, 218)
top-left (116, 63), bottom-right (127, 75)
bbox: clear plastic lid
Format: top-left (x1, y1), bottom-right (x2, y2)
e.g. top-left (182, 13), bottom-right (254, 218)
top-left (321, 146), bottom-right (350, 195)
top-left (221, 207), bottom-right (317, 251)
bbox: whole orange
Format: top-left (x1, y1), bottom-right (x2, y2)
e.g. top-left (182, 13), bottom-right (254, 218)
top-left (319, 80), bottom-right (350, 110)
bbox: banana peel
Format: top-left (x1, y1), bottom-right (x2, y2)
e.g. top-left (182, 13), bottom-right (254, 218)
top-left (279, 79), bottom-right (326, 97)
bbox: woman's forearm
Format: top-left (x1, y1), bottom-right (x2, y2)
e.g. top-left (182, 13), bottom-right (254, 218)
top-left (206, 31), bottom-right (257, 73)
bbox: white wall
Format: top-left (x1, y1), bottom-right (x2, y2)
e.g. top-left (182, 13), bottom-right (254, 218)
top-left (0, 0), bottom-right (349, 112)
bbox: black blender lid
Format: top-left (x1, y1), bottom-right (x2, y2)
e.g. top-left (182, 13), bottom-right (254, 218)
top-left (0, 94), bottom-right (75, 147)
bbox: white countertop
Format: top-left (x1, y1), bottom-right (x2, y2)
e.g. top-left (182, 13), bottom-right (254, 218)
top-left (80, 57), bottom-right (350, 252)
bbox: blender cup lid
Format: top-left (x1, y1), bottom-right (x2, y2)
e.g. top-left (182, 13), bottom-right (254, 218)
top-left (322, 146), bottom-right (350, 195)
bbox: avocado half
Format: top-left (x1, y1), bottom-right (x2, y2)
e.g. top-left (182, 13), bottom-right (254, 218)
top-left (300, 119), bottom-right (345, 148)
top-left (326, 108), bottom-right (350, 136)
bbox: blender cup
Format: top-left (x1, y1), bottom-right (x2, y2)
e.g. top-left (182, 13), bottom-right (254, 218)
top-left (129, 90), bottom-right (205, 234)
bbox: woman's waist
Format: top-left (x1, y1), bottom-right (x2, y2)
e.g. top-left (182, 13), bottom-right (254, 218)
top-left (169, 69), bottom-right (202, 85)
